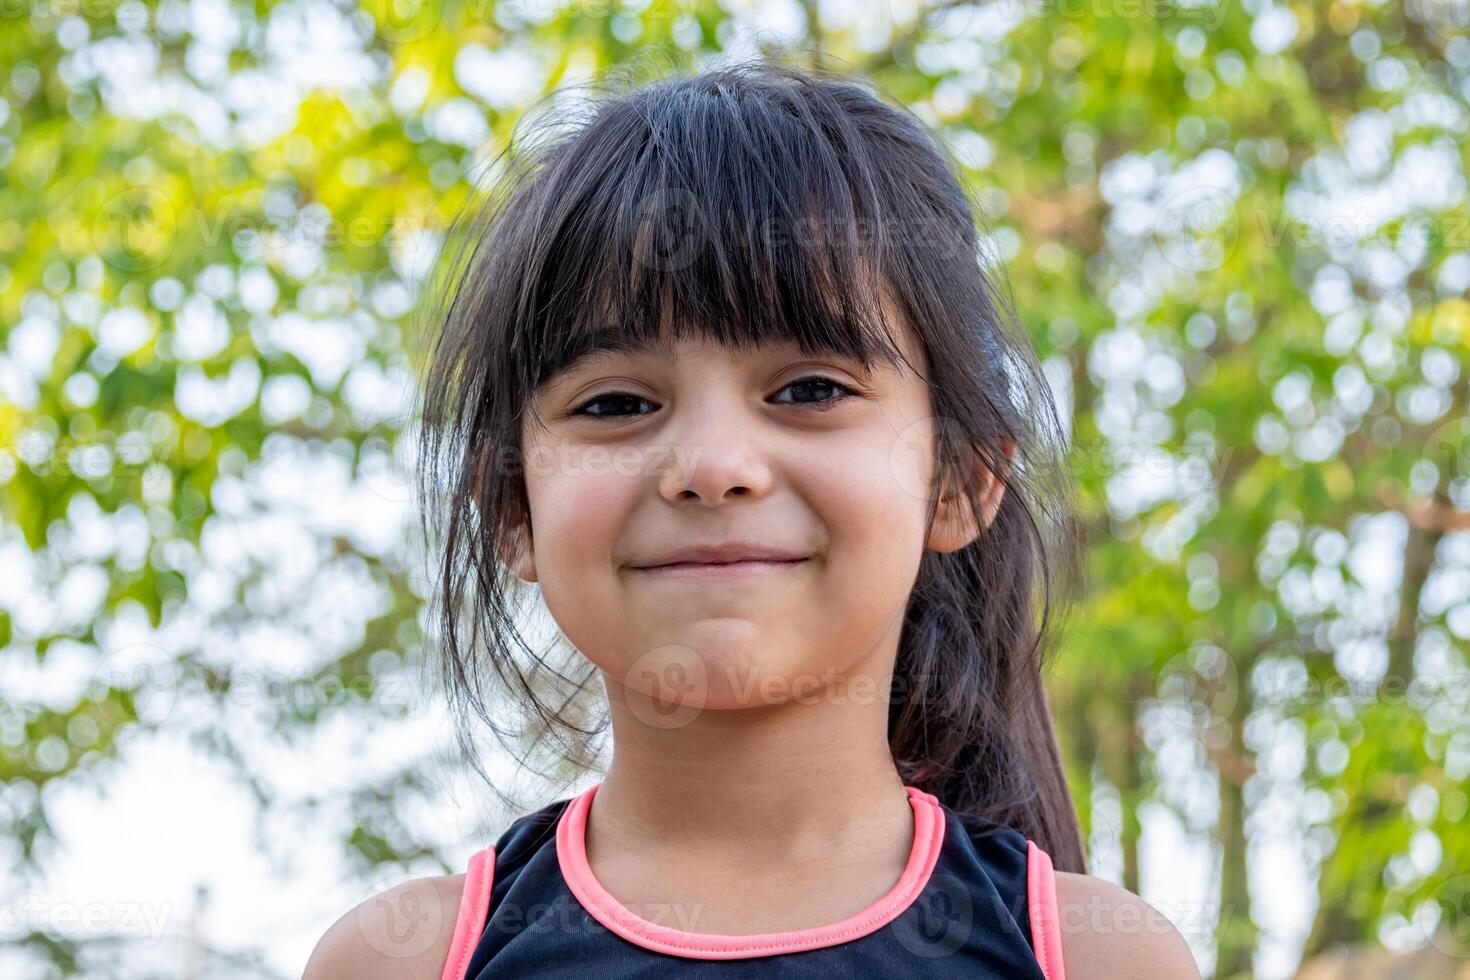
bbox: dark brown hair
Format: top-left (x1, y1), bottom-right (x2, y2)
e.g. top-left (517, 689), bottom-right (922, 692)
top-left (414, 53), bottom-right (1087, 873)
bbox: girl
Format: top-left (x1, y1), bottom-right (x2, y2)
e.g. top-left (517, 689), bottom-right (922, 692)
top-left (306, 57), bottom-right (1200, 979)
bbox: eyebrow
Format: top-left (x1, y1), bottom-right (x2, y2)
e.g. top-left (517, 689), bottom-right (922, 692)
top-left (543, 328), bottom-right (880, 391)
top-left (554, 330), bottom-right (673, 378)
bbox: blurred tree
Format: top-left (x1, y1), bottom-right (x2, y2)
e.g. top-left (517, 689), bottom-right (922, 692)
top-left (2, 0), bottom-right (1467, 976)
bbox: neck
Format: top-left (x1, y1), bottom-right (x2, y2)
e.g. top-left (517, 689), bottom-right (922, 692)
top-left (590, 643), bottom-right (911, 864)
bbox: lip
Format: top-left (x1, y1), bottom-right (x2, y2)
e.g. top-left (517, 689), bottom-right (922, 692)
top-left (631, 558), bottom-right (809, 578)
top-left (626, 541), bottom-right (812, 570)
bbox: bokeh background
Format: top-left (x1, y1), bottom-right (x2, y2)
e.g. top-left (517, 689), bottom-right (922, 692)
top-left (4, 0), bottom-right (1470, 976)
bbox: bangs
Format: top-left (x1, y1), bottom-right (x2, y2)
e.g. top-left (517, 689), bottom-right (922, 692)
top-left (502, 66), bottom-right (935, 393)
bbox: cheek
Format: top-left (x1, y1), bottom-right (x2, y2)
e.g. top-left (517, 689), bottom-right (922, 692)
top-left (799, 433), bottom-right (931, 661)
top-left (522, 437), bottom-right (640, 561)
top-left (831, 452), bottom-right (926, 556)
top-left (530, 474), bottom-right (623, 564)
top-left (523, 464), bottom-right (635, 645)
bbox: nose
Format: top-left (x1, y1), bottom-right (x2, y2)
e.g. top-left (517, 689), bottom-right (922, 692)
top-left (656, 392), bottom-right (776, 506)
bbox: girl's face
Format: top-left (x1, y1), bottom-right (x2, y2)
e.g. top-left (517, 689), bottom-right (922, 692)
top-left (509, 314), bottom-right (1004, 713)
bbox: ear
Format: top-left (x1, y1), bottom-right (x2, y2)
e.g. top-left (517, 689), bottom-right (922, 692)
top-left (477, 455), bottom-right (537, 583)
top-left (502, 521), bottom-right (537, 582)
top-left (926, 439), bottom-right (1016, 553)
top-left (491, 491), bottom-right (537, 582)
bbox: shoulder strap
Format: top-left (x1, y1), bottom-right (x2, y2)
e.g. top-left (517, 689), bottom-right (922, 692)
top-left (439, 845), bottom-right (496, 980)
top-left (1026, 840), bottom-right (1067, 980)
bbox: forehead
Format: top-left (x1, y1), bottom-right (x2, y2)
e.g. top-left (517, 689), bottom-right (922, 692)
top-left (546, 294), bottom-right (928, 383)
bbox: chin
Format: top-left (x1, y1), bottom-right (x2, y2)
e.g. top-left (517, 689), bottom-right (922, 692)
top-left (706, 650), bottom-right (840, 710)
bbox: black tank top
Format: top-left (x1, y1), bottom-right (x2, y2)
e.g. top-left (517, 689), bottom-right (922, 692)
top-left (439, 783), bottom-right (1068, 979)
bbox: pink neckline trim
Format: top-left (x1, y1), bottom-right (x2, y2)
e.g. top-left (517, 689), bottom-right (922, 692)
top-left (439, 845), bottom-right (495, 980)
top-left (1026, 839), bottom-right (1066, 980)
top-left (556, 783), bottom-right (946, 960)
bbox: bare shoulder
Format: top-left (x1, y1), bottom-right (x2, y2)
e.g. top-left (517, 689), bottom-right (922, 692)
top-left (1052, 871), bottom-right (1201, 980)
top-left (302, 872), bottom-right (467, 980)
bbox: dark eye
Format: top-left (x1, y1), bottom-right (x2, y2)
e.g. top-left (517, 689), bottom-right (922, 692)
top-left (568, 376), bottom-right (859, 419)
top-left (772, 376), bottom-right (859, 410)
top-left (570, 392), bottom-right (657, 419)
